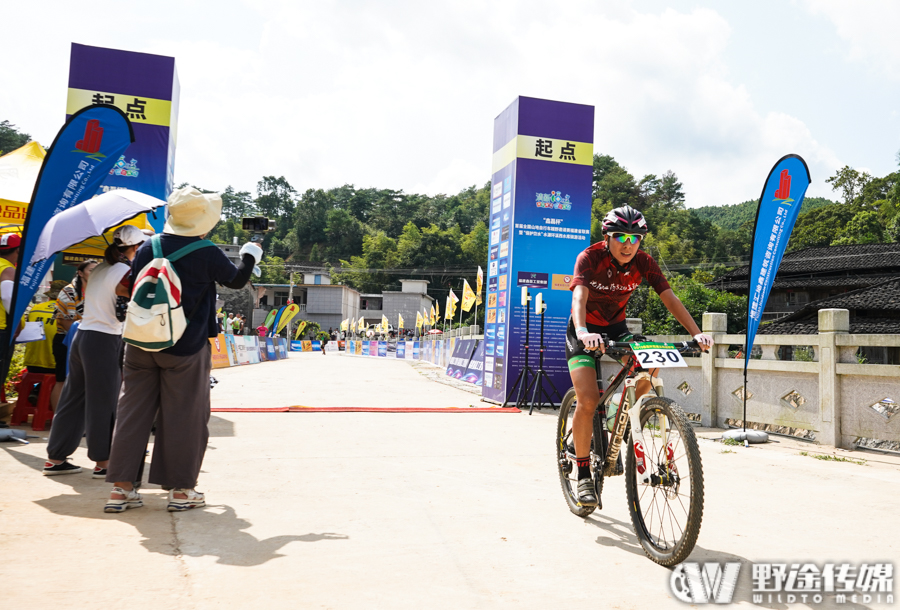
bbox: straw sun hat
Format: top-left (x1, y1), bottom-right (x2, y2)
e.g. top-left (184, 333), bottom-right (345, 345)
top-left (164, 187), bottom-right (223, 237)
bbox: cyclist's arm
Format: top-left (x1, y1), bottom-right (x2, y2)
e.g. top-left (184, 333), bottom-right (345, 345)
top-left (659, 289), bottom-right (701, 336)
top-left (571, 286), bottom-right (603, 350)
top-left (571, 285), bottom-right (590, 329)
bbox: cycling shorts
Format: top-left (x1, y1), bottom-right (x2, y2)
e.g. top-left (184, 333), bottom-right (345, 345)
top-left (565, 317), bottom-right (632, 371)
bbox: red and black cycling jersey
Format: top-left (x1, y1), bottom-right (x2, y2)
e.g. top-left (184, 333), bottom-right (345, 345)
top-left (569, 240), bottom-right (671, 326)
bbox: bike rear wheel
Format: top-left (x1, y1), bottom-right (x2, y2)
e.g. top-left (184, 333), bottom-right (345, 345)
top-left (557, 388), bottom-right (604, 517)
top-left (625, 397), bottom-right (704, 566)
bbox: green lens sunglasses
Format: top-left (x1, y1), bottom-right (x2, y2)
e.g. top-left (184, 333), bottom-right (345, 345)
top-left (611, 233), bottom-right (642, 244)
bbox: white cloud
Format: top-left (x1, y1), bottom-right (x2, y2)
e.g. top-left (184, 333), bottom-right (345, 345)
top-left (0, 1), bottom-right (847, 207)
top-left (802, 0), bottom-right (900, 80)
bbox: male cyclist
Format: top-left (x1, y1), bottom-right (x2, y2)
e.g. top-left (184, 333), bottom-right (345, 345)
top-left (566, 205), bottom-right (713, 507)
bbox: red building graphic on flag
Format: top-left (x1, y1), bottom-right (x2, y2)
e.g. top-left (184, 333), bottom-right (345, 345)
top-left (75, 119), bottom-right (104, 154)
top-left (774, 169), bottom-right (791, 200)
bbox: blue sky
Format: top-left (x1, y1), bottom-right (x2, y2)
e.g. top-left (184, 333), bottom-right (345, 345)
top-left (1, 0), bottom-right (897, 208)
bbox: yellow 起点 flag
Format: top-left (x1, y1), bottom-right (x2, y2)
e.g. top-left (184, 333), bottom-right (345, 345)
top-left (340, 318), bottom-right (349, 332)
top-left (398, 313), bottom-right (404, 330)
top-left (416, 311), bottom-right (423, 329)
top-left (358, 317), bottom-right (365, 332)
top-left (444, 295), bottom-right (453, 320)
top-left (462, 279), bottom-right (476, 312)
top-left (430, 304), bottom-right (436, 325)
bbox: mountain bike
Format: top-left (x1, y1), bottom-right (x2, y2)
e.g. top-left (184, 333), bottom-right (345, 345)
top-left (556, 338), bottom-right (705, 566)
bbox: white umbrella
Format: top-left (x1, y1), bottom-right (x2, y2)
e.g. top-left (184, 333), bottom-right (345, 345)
top-left (30, 189), bottom-right (165, 265)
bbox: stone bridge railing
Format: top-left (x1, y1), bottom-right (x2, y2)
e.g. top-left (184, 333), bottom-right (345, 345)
top-left (619, 309), bottom-right (899, 450)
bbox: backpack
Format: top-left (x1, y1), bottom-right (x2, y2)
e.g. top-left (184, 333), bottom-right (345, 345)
top-left (123, 235), bottom-right (216, 352)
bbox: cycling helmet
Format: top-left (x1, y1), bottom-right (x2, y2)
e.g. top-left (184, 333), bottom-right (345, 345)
top-left (601, 205), bottom-right (648, 235)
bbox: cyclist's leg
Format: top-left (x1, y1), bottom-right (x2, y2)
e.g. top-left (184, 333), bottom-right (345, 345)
top-left (570, 365), bottom-right (600, 459)
top-left (634, 368), bottom-right (659, 402)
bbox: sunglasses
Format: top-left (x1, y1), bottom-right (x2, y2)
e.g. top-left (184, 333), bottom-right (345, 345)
top-left (611, 233), bottom-right (642, 244)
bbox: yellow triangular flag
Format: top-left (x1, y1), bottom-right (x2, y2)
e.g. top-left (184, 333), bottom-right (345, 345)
top-left (398, 313), bottom-right (404, 330)
top-left (382, 314), bottom-right (389, 330)
top-left (358, 317), bottom-right (365, 332)
top-left (462, 279), bottom-right (476, 312)
top-left (430, 304), bottom-right (436, 325)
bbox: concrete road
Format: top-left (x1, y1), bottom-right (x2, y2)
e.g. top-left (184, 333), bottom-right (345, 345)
top-left (2, 352), bottom-right (898, 609)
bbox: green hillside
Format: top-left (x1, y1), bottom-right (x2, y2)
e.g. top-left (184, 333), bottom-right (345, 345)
top-left (694, 197), bottom-right (836, 231)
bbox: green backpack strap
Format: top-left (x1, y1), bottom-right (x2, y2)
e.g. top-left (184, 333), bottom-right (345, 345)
top-left (166, 239), bottom-right (217, 263)
top-left (151, 234), bottom-right (163, 258)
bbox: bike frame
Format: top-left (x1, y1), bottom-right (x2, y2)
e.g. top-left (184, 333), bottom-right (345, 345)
top-left (592, 351), bottom-right (667, 483)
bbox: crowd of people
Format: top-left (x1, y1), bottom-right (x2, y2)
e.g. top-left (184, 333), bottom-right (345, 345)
top-left (4, 187), bottom-right (262, 513)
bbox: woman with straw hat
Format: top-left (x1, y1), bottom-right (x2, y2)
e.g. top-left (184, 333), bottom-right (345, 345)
top-left (104, 187), bottom-right (262, 513)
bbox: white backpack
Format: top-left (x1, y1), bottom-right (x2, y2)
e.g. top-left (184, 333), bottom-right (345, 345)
top-left (123, 235), bottom-right (215, 351)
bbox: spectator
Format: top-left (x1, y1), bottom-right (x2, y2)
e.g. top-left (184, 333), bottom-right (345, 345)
top-left (104, 188), bottom-right (261, 513)
top-left (52, 261), bottom-right (97, 409)
top-left (43, 226), bottom-right (146, 478)
top-left (235, 314), bottom-right (244, 335)
top-left (224, 313), bottom-right (234, 334)
top-left (23, 282), bottom-right (63, 377)
top-left (216, 311), bottom-right (225, 333)
top-left (256, 323), bottom-right (268, 338)
top-left (0, 233), bottom-right (21, 353)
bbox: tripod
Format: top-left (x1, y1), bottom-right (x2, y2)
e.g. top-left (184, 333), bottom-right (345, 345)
top-left (503, 291), bottom-right (535, 409)
top-left (524, 301), bottom-right (561, 415)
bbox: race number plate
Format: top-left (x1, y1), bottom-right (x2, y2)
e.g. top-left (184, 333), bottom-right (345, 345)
top-left (630, 342), bottom-right (687, 368)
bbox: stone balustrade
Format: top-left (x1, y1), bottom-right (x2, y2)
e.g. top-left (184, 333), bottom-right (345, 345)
top-left (609, 309), bottom-right (899, 450)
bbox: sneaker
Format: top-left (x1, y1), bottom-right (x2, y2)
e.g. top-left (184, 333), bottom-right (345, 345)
top-left (167, 488), bottom-right (206, 512)
top-left (92, 467), bottom-right (107, 479)
top-left (104, 487), bottom-right (143, 513)
top-left (577, 478), bottom-right (598, 507)
top-left (43, 460), bottom-right (82, 476)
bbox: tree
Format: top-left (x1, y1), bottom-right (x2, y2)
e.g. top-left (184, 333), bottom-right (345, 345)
top-left (826, 166), bottom-right (872, 206)
top-left (831, 210), bottom-right (883, 245)
top-left (256, 176), bottom-right (296, 219)
top-left (0, 120), bottom-right (30, 155)
top-left (259, 255), bottom-right (288, 284)
top-left (656, 171), bottom-right (685, 210)
top-left (324, 208), bottom-right (365, 262)
top-left (221, 186), bottom-right (255, 220)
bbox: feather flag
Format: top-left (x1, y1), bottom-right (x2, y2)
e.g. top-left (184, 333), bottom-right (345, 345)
top-left (461, 279), bottom-right (476, 312)
top-left (358, 317), bottom-right (365, 332)
top-left (294, 320), bottom-right (308, 340)
top-left (416, 311), bottom-right (423, 329)
top-left (398, 313), bottom-right (404, 330)
top-left (476, 266), bottom-right (484, 305)
top-left (276, 303), bottom-right (301, 334)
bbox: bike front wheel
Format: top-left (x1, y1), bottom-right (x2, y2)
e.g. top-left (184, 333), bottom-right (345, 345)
top-left (625, 397), bottom-right (704, 566)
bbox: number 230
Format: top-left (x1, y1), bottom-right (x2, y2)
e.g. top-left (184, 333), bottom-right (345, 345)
top-left (638, 350), bottom-right (679, 365)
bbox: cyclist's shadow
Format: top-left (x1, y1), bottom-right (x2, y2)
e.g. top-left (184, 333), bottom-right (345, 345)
top-left (583, 512), bottom-right (650, 559)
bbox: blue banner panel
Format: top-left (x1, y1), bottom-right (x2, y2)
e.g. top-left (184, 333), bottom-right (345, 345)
top-left (446, 339), bottom-right (476, 379)
top-left (362, 341), bottom-right (370, 356)
top-left (463, 340), bottom-right (485, 386)
top-left (67, 43), bottom-right (179, 231)
top-left (377, 341), bottom-right (387, 357)
top-left (745, 155), bottom-right (811, 371)
top-left (10, 105), bottom-right (134, 343)
top-left (482, 97), bottom-right (594, 404)
top-left (397, 341), bottom-right (406, 358)
top-left (265, 338), bottom-right (276, 360)
top-left (412, 341), bottom-right (420, 359)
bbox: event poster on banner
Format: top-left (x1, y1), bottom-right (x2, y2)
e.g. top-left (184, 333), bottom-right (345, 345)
top-left (446, 339), bottom-right (476, 379)
top-left (397, 342), bottom-right (406, 358)
top-left (209, 335), bottom-right (230, 369)
top-left (265, 338), bottom-right (277, 360)
top-left (276, 338), bottom-right (289, 359)
top-left (369, 341), bottom-right (378, 356)
top-left (67, 44), bottom-right (180, 231)
top-left (463, 341), bottom-right (485, 386)
top-left (412, 341), bottom-right (420, 359)
top-left (378, 342), bottom-right (387, 357)
top-left (362, 342), bottom-right (370, 356)
top-left (482, 97), bottom-right (594, 405)
top-left (355, 341), bottom-right (363, 355)
top-left (243, 337), bottom-right (260, 364)
top-left (224, 335), bottom-right (239, 367)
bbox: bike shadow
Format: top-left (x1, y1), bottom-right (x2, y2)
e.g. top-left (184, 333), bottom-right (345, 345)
top-left (6, 447), bottom-right (348, 567)
top-left (584, 512), bottom-right (871, 610)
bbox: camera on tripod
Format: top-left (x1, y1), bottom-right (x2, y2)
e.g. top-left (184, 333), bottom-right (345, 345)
top-left (242, 216), bottom-right (276, 242)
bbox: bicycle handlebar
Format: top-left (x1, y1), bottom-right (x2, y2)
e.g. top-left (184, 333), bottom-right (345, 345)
top-left (583, 338), bottom-right (705, 357)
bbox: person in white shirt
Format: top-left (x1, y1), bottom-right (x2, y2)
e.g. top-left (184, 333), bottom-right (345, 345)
top-left (43, 225), bottom-right (146, 478)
